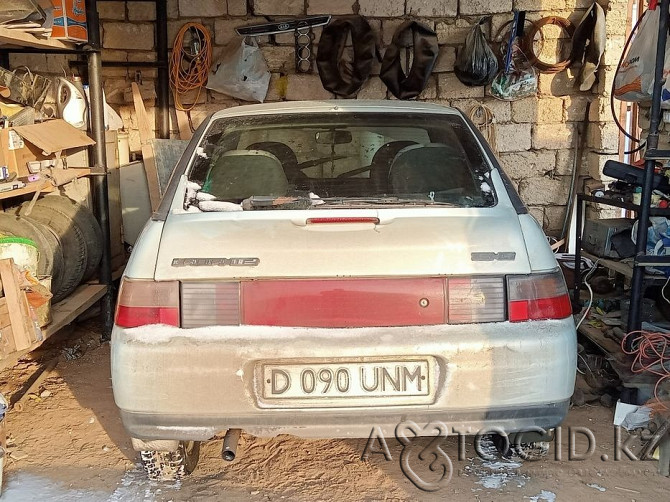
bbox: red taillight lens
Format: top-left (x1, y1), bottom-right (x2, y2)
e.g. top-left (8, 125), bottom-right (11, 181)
top-left (507, 270), bottom-right (571, 322)
top-left (115, 278), bottom-right (180, 328)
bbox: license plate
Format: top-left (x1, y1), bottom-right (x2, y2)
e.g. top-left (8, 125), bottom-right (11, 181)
top-left (258, 359), bottom-right (434, 408)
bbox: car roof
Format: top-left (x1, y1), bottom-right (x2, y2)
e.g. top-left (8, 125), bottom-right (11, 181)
top-left (209, 100), bottom-right (463, 120)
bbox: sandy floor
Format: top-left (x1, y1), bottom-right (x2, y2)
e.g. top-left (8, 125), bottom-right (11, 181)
top-left (1, 323), bottom-right (670, 501)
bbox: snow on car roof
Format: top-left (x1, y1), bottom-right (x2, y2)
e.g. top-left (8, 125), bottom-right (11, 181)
top-left (209, 100), bottom-right (462, 121)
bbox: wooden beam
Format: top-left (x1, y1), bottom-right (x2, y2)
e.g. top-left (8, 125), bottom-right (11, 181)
top-left (0, 26), bottom-right (73, 50)
top-left (0, 259), bottom-right (33, 351)
top-left (131, 82), bottom-right (161, 211)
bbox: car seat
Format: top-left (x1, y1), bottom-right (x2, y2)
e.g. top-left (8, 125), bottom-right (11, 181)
top-left (369, 140), bottom-right (417, 194)
top-left (203, 150), bottom-right (289, 201)
top-left (247, 141), bottom-right (308, 186)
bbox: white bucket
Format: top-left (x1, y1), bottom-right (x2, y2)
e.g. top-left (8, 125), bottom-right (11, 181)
top-left (0, 237), bottom-right (39, 277)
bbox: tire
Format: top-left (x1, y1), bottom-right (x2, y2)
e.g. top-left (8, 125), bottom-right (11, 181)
top-left (17, 203), bottom-right (88, 301)
top-left (34, 195), bottom-right (102, 280)
top-left (140, 441), bottom-right (201, 481)
top-left (0, 213), bottom-right (65, 296)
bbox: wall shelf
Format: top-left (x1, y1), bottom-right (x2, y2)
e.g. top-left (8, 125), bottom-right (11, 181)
top-left (0, 26), bottom-right (76, 51)
top-left (0, 169), bottom-right (91, 202)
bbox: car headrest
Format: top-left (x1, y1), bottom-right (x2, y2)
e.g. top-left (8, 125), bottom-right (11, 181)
top-left (203, 150), bottom-right (289, 201)
top-left (388, 143), bottom-right (472, 195)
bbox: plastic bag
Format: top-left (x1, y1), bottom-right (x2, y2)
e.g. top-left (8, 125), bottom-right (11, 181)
top-left (454, 20), bottom-right (498, 86)
top-left (614, 2), bottom-right (670, 107)
top-left (490, 39), bottom-right (537, 101)
top-left (206, 38), bottom-right (270, 103)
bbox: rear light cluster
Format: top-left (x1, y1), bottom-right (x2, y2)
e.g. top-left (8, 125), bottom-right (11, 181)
top-left (115, 270), bottom-right (571, 329)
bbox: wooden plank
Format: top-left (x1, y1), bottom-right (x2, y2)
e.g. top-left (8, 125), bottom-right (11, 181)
top-left (0, 169), bottom-right (91, 201)
top-left (176, 110), bottom-right (193, 140)
top-left (0, 260), bottom-right (31, 351)
top-left (0, 26), bottom-right (74, 50)
top-left (44, 284), bottom-right (106, 337)
top-left (131, 82), bottom-right (161, 211)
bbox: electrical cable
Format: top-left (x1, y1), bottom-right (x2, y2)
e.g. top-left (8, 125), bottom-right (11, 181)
top-left (468, 104), bottom-right (498, 155)
top-left (621, 330), bottom-right (670, 409)
top-left (663, 275), bottom-right (670, 304)
top-left (575, 259), bottom-right (600, 329)
top-left (170, 23), bottom-right (212, 113)
top-left (521, 16), bottom-right (575, 73)
top-left (610, 12), bottom-right (648, 154)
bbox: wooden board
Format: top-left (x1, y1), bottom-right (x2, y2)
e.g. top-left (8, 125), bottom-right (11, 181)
top-left (0, 259), bottom-right (33, 351)
top-left (131, 82), bottom-right (161, 211)
top-left (0, 168), bottom-right (90, 202)
top-left (0, 26), bottom-right (74, 50)
top-left (44, 284), bottom-right (106, 337)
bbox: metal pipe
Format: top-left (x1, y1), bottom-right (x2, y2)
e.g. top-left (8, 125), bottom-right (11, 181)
top-left (86, 0), bottom-right (114, 340)
top-left (222, 428), bottom-right (242, 461)
top-left (156, 0), bottom-right (170, 139)
top-left (628, 0), bottom-right (670, 344)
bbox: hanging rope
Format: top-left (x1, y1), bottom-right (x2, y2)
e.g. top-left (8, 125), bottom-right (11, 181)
top-left (469, 104), bottom-right (498, 155)
top-left (170, 23), bottom-right (212, 112)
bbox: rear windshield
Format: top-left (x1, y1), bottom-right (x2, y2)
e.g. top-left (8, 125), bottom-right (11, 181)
top-left (186, 112), bottom-right (496, 210)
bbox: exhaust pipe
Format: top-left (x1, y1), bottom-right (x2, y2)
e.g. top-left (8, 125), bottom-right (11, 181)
top-left (222, 428), bottom-right (241, 461)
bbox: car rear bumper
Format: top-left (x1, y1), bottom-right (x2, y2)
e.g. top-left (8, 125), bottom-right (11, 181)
top-left (111, 319), bottom-right (576, 440)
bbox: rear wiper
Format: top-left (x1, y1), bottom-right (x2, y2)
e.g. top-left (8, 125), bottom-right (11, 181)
top-left (241, 195), bottom-right (321, 210)
top-left (319, 197), bottom-right (457, 207)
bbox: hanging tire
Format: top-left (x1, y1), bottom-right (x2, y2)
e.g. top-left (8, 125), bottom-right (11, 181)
top-left (34, 195), bottom-right (103, 281)
top-left (16, 203), bottom-right (88, 301)
top-left (140, 441), bottom-right (201, 481)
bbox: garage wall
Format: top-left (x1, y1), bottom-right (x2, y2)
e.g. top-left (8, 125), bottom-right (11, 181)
top-left (10, 0), bottom-right (630, 234)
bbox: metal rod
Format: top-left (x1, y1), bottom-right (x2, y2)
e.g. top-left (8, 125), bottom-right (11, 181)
top-left (573, 195), bottom-right (584, 309)
top-left (69, 60), bottom-right (166, 68)
top-left (628, 0), bottom-right (670, 346)
top-left (156, 0), bottom-right (170, 139)
top-left (86, 0), bottom-right (114, 340)
top-left (222, 428), bottom-right (241, 461)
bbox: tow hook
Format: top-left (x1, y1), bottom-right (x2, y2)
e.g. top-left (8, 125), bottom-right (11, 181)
top-left (222, 428), bottom-right (242, 461)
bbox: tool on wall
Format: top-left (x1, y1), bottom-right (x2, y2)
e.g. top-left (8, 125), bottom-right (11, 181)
top-left (236, 16), bottom-right (331, 74)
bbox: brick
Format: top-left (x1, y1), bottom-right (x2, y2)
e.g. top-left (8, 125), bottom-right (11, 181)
top-left (254, 0), bottom-right (304, 15)
top-left (180, 0), bottom-right (226, 17)
top-left (596, 65), bottom-right (616, 97)
top-left (588, 97), bottom-right (612, 123)
top-left (498, 151), bottom-right (556, 179)
top-left (418, 76), bottom-right (438, 100)
top-left (587, 121), bottom-right (620, 153)
top-left (104, 79), bottom-right (132, 105)
top-left (603, 36), bottom-right (626, 67)
top-left (307, 0), bottom-right (354, 15)
top-left (228, 0), bottom-right (248, 16)
top-left (98, 2), bottom-right (125, 20)
top-left (528, 206), bottom-right (545, 228)
top-left (265, 73), bottom-right (288, 101)
top-left (450, 98), bottom-right (512, 123)
top-left (356, 77), bottom-right (387, 100)
top-left (214, 19), bottom-right (249, 46)
top-left (104, 23), bottom-right (154, 50)
top-left (438, 73), bottom-right (485, 99)
top-left (518, 175), bottom-right (570, 206)
top-left (285, 74), bottom-right (333, 100)
top-left (382, 19), bottom-right (405, 46)
top-left (167, 0), bottom-right (179, 18)
top-left (359, 0), bottom-right (404, 17)
top-left (532, 123), bottom-right (575, 150)
top-left (190, 104), bottom-right (234, 129)
top-left (496, 123), bottom-right (532, 153)
top-left (564, 96), bottom-right (591, 122)
top-left (169, 19), bottom-right (203, 46)
top-left (128, 2), bottom-right (156, 21)
top-left (586, 151), bottom-right (617, 179)
top-left (461, 0), bottom-right (513, 15)
top-left (101, 49), bottom-right (128, 61)
top-left (260, 45), bottom-right (295, 73)
top-left (514, 0), bottom-right (568, 11)
top-left (544, 205), bottom-right (567, 233)
top-left (435, 20), bottom-right (473, 45)
top-left (407, 0), bottom-right (457, 17)
top-left (538, 68), bottom-right (577, 97)
top-left (511, 97), bottom-right (564, 124)
top-left (433, 46), bottom-right (456, 73)
top-left (554, 149), bottom-right (581, 176)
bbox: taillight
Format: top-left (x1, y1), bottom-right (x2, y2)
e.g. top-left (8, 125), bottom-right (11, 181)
top-left (447, 277), bottom-right (506, 323)
top-left (507, 269), bottom-right (571, 322)
top-left (115, 278), bottom-right (180, 328)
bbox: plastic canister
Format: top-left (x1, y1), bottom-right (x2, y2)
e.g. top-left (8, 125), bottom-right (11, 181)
top-left (56, 76), bottom-right (89, 130)
top-left (0, 237), bottom-right (39, 277)
top-left (117, 131), bottom-right (130, 166)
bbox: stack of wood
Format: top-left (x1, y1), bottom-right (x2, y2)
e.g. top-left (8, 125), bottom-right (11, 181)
top-left (0, 258), bottom-right (44, 358)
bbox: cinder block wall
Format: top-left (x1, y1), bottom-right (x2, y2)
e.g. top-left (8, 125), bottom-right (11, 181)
top-left (10, 0), bottom-right (629, 234)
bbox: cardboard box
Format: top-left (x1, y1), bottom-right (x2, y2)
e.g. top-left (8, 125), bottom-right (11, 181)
top-left (0, 119), bottom-right (95, 178)
top-left (51, 0), bottom-right (88, 43)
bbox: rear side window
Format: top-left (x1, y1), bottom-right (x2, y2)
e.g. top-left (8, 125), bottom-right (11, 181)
top-left (187, 112), bottom-right (496, 209)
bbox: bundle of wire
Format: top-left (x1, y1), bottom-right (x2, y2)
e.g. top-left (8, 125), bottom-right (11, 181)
top-left (170, 23), bottom-right (212, 112)
top-left (621, 330), bottom-right (670, 410)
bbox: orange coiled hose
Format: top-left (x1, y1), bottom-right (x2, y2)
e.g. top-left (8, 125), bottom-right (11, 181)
top-left (622, 330), bottom-right (670, 410)
top-left (169, 23), bottom-right (212, 112)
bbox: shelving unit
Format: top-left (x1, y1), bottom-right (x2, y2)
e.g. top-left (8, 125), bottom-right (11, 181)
top-left (0, 169), bottom-right (91, 201)
top-left (0, 1), bottom-right (114, 343)
top-left (574, 0), bottom-right (670, 350)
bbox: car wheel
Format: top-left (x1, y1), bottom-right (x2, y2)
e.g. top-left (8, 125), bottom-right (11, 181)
top-left (140, 441), bottom-right (201, 481)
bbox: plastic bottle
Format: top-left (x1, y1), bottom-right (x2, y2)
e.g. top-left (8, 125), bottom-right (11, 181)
top-left (56, 76), bottom-right (89, 130)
